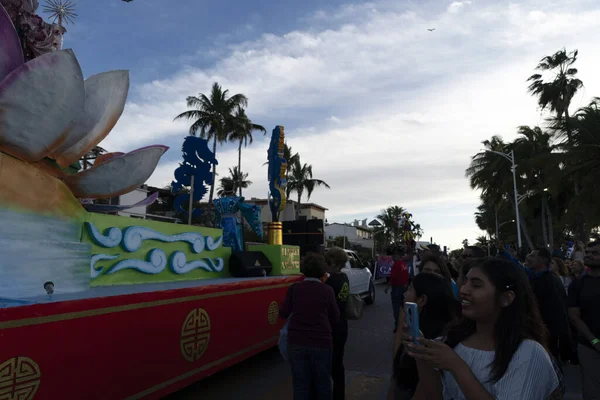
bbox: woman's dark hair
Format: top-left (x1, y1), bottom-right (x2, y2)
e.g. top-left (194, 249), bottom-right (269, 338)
top-left (420, 253), bottom-right (452, 282)
top-left (324, 247), bottom-right (348, 272)
top-left (552, 257), bottom-right (569, 277)
top-left (300, 252), bottom-right (327, 278)
top-left (393, 273), bottom-right (459, 391)
top-left (460, 258), bottom-right (476, 278)
top-left (445, 257), bottom-right (548, 383)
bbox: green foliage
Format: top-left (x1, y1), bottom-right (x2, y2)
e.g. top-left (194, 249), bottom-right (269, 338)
top-left (468, 48), bottom-right (600, 248)
top-left (287, 156), bottom-right (331, 214)
top-left (217, 166), bottom-right (252, 197)
top-left (174, 82), bottom-right (249, 206)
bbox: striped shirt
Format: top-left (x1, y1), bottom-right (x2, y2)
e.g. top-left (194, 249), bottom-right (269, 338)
top-left (442, 340), bottom-right (559, 399)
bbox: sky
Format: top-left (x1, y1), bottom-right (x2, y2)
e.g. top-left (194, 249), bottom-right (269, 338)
top-left (61, 0), bottom-right (600, 250)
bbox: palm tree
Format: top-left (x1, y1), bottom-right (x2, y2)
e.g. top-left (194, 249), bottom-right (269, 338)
top-left (217, 167), bottom-right (252, 197)
top-left (527, 48), bottom-right (583, 139)
top-left (376, 206), bottom-right (406, 245)
top-left (466, 136), bottom-right (535, 250)
top-left (475, 236), bottom-right (489, 248)
top-left (557, 98), bottom-right (600, 239)
top-left (512, 126), bottom-right (558, 248)
top-left (528, 49), bottom-right (586, 241)
top-left (174, 82), bottom-right (248, 206)
top-left (287, 157), bottom-right (330, 218)
top-left (80, 145), bottom-right (107, 170)
top-left (227, 108), bottom-right (265, 196)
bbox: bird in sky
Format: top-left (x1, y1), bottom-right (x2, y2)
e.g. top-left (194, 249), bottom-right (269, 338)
top-left (428, 28), bottom-right (435, 31)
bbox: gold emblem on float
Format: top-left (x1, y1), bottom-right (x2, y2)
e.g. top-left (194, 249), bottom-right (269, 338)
top-left (268, 301), bottom-right (279, 325)
top-left (180, 308), bottom-right (211, 363)
top-left (0, 357), bottom-right (41, 400)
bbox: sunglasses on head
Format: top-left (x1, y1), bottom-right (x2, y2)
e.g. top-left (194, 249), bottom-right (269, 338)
top-left (585, 250), bottom-right (599, 256)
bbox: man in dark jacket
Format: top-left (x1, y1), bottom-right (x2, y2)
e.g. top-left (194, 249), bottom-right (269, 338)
top-left (526, 248), bottom-right (575, 362)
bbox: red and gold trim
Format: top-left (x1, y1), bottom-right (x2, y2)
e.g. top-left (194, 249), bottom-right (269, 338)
top-left (0, 275), bottom-right (302, 400)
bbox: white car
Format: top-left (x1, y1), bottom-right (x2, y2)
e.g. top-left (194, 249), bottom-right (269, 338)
top-left (327, 249), bottom-right (375, 305)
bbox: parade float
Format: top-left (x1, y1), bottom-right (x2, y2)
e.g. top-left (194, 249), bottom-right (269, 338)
top-left (0, 2), bottom-right (301, 399)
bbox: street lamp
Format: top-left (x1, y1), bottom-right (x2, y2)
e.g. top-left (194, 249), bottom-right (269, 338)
top-left (486, 149), bottom-right (522, 249)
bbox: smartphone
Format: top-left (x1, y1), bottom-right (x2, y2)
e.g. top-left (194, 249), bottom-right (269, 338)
top-left (405, 302), bottom-right (420, 344)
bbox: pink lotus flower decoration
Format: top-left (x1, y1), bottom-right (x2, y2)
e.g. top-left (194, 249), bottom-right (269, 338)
top-left (0, 3), bottom-right (168, 199)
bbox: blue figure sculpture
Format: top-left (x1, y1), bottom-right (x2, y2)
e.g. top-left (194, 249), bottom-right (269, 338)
top-left (171, 136), bottom-right (218, 218)
top-left (267, 126), bottom-right (287, 221)
top-left (213, 193), bottom-right (263, 252)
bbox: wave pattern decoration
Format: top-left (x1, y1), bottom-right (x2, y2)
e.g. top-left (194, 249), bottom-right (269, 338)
top-left (206, 236), bottom-right (223, 251)
top-left (122, 226), bottom-right (210, 253)
top-left (107, 249), bottom-right (168, 275)
top-left (170, 252), bottom-right (225, 274)
top-left (86, 222), bottom-right (122, 248)
top-left (90, 254), bottom-right (120, 279)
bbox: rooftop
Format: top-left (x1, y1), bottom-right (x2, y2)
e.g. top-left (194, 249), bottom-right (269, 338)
top-left (246, 198), bottom-right (328, 211)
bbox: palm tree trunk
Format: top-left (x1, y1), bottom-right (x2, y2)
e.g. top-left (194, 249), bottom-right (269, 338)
top-left (547, 198), bottom-right (554, 252)
top-left (519, 215), bottom-right (535, 251)
top-left (565, 109), bottom-right (587, 241)
top-left (296, 192), bottom-right (302, 220)
top-left (238, 141), bottom-right (243, 197)
top-left (541, 197), bottom-right (549, 249)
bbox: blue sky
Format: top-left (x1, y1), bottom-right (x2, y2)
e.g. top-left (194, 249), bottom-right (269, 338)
top-left (61, 0), bottom-right (600, 249)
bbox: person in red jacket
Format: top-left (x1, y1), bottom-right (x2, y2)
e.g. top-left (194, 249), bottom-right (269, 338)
top-left (385, 251), bottom-right (409, 332)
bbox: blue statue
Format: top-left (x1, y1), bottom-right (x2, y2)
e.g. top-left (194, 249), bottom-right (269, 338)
top-left (267, 126), bottom-right (287, 221)
top-left (171, 136), bottom-right (218, 218)
top-left (213, 193), bottom-right (263, 252)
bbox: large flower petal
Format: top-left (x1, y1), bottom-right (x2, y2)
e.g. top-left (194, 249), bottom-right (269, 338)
top-left (0, 49), bottom-right (84, 162)
top-left (53, 70), bottom-right (130, 167)
top-left (63, 145), bottom-right (169, 199)
top-left (93, 152), bottom-right (125, 166)
top-left (0, 4), bottom-right (24, 81)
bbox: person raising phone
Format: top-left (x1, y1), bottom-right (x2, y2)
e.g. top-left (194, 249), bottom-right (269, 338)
top-left (405, 258), bottom-right (562, 400)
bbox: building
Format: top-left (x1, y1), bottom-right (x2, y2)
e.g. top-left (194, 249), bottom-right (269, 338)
top-left (98, 185), bottom-right (182, 223)
top-left (325, 219), bottom-right (374, 249)
top-left (243, 198), bottom-right (328, 224)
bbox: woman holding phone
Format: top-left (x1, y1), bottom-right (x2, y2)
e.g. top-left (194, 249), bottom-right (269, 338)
top-left (388, 273), bottom-right (459, 400)
top-left (404, 258), bottom-right (562, 400)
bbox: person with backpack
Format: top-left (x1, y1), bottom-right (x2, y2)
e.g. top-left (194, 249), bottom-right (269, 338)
top-left (325, 247), bottom-right (351, 400)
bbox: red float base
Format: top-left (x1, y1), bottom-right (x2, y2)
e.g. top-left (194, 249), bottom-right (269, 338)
top-left (0, 276), bottom-right (303, 400)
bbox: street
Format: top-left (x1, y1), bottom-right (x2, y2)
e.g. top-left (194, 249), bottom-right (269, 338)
top-left (168, 282), bottom-right (583, 400)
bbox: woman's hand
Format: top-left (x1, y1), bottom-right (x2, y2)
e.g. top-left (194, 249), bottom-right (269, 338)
top-left (407, 338), bottom-right (463, 372)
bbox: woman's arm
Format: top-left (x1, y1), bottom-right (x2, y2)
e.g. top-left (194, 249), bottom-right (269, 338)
top-left (450, 362), bottom-right (495, 400)
top-left (413, 360), bottom-right (443, 400)
top-left (408, 339), bottom-right (495, 400)
top-left (279, 285), bottom-right (293, 318)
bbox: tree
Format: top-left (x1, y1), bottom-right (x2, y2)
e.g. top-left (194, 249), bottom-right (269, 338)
top-left (217, 167), bottom-right (252, 197)
top-left (527, 48), bottom-right (583, 139)
top-left (174, 82), bottom-right (248, 207)
top-left (287, 157), bottom-right (330, 218)
top-left (512, 126), bottom-right (558, 249)
top-left (376, 206), bottom-right (406, 246)
top-left (227, 108), bottom-right (265, 196)
top-left (528, 48), bottom-right (585, 241)
top-left (80, 145), bottom-right (106, 170)
top-left (475, 236), bottom-right (489, 248)
top-left (461, 239), bottom-right (469, 248)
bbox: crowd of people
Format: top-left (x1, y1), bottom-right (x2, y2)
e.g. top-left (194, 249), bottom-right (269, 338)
top-left (278, 240), bottom-right (600, 400)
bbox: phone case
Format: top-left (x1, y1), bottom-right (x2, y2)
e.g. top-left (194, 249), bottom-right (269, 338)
top-left (405, 302), bottom-right (420, 344)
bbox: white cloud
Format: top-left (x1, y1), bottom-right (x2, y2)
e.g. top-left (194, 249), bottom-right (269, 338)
top-left (99, 0), bottom-right (600, 249)
top-left (448, 1), bottom-right (472, 14)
